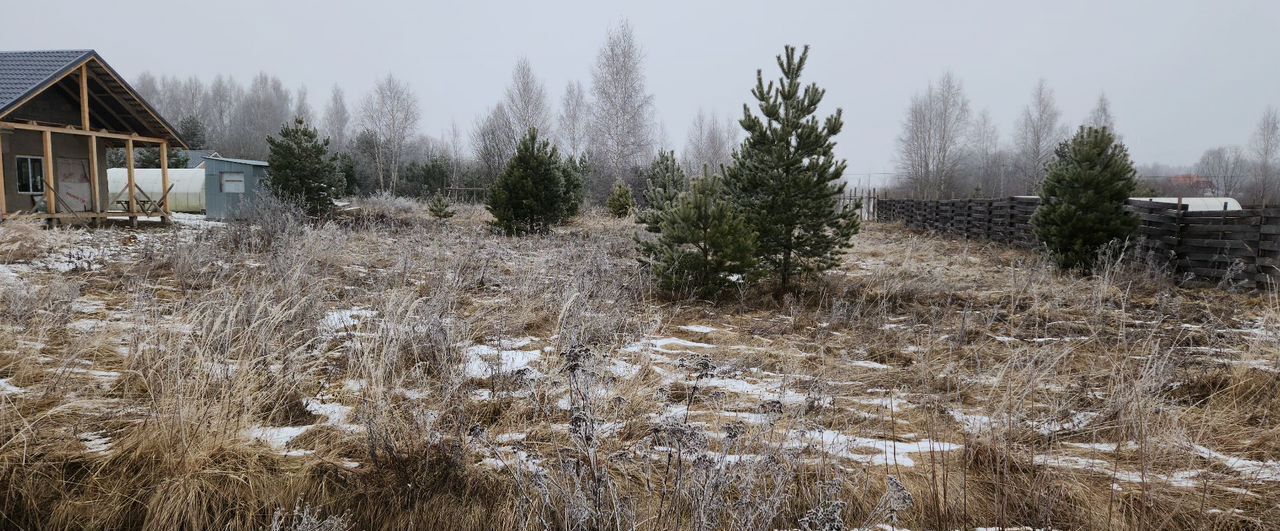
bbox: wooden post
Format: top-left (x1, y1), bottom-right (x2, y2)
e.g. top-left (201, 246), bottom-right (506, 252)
top-left (160, 141), bottom-right (170, 223)
top-left (88, 135), bottom-right (101, 225)
top-left (42, 130), bottom-right (56, 223)
top-left (126, 138), bottom-right (137, 227)
top-left (79, 64), bottom-right (90, 131)
top-left (0, 132), bottom-right (6, 220)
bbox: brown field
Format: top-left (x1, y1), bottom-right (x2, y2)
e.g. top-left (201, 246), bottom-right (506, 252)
top-left (1, 198), bottom-right (1278, 530)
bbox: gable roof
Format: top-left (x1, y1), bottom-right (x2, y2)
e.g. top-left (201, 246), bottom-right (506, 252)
top-left (0, 49), bottom-right (185, 147)
top-left (0, 50), bottom-right (94, 111)
top-left (205, 155), bottom-right (269, 168)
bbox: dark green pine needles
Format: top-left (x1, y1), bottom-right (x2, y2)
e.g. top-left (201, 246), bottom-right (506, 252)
top-left (648, 174), bottom-right (756, 297)
top-left (486, 128), bottom-right (578, 235)
top-left (266, 118), bottom-right (343, 217)
top-left (1032, 125), bottom-right (1138, 271)
top-left (724, 45), bottom-right (860, 290)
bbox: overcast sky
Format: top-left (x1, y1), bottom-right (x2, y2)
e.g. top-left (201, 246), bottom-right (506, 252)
top-left (6, 1), bottom-right (1279, 186)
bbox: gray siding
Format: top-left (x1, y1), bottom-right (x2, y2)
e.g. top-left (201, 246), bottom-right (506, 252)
top-left (204, 158), bottom-right (268, 220)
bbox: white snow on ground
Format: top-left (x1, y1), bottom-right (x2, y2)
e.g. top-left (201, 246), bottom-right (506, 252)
top-left (464, 344), bottom-right (543, 378)
top-left (1190, 444), bottom-right (1280, 482)
top-left (1035, 411), bottom-right (1098, 435)
top-left (949, 410), bottom-right (993, 434)
top-left (607, 358), bottom-right (641, 378)
top-left (305, 399), bottom-right (355, 427)
top-left (169, 212), bottom-right (226, 229)
top-left (0, 264), bottom-right (24, 284)
top-left (71, 297), bottom-right (106, 314)
top-left (246, 426), bottom-right (310, 449)
top-left (495, 432), bottom-right (526, 443)
top-left (480, 448), bottom-right (544, 474)
top-left (0, 378), bottom-right (26, 395)
top-left (677, 325), bottom-right (718, 334)
top-left (623, 337), bottom-right (715, 354)
top-left (55, 367), bottom-right (122, 381)
top-left (79, 431), bottom-right (112, 454)
top-left (319, 308), bottom-right (377, 334)
top-left (1065, 441), bottom-right (1140, 452)
top-left (1033, 454), bottom-right (1201, 488)
top-left (850, 359), bottom-right (891, 369)
top-left (785, 429), bottom-right (961, 467)
top-left (696, 376), bottom-right (808, 405)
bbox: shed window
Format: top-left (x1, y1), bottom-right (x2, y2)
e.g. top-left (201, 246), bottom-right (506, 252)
top-left (221, 172), bottom-right (245, 194)
top-left (16, 156), bottom-right (45, 195)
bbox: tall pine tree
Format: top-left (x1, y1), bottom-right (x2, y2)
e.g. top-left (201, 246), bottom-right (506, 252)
top-left (725, 45), bottom-right (859, 290)
top-left (487, 128), bottom-right (574, 235)
top-left (1032, 126), bottom-right (1138, 271)
top-left (266, 118), bottom-right (343, 217)
top-left (647, 174), bottom-right (756, 298)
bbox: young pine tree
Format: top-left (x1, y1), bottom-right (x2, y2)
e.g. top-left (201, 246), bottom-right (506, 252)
top-left (266, 118), bottom-right (344, 217)
top-left (1032, 126), bottom-right (1138, 271)
top-left (487, 128), bottom-right (573, 235)
top-left (636, 150), bottom-right (687, 234)
top-left (725, 45), bottom-right (860, 290)
top-left (647, 174), bottom-right (756, 298)
top-left (561, 153), bottom-right (588, 218)
top-left (428, 193), bottom-right (455, 219)
top-left (607, 180), bottom-right (635, 217)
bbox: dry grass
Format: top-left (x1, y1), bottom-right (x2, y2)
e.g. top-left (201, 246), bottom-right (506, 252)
top-left (0, 201), bottom-right (1278, 530)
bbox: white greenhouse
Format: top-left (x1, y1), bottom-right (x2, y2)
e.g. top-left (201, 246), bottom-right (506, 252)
top-left (106, 168), bottom-right (206, 213)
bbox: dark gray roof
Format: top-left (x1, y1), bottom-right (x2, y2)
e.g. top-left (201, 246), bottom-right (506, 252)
top-left (0, 50), bottom-right (94, 114)
top-left (0, 49), bottom-right (185, 148)
top-left (185, 149), bottom-right (220, 168)
top-left (204, 155), bottom-right (269, 167)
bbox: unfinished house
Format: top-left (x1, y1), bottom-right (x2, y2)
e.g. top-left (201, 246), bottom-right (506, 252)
top-left (0, 50), bottom-right (186, 224)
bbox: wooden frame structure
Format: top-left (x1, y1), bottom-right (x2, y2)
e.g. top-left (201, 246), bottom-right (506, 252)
top-left (0, 51), bottom-right (186, 225)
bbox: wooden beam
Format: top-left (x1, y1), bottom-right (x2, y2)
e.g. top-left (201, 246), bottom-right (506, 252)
top-left (82, 64), bottom-right (175, 145)
top-left (160, 141), bottom-right (170, 222)
top-left (42, 130), bottom-right (55, 219)
top-left (126, 138), bottom-right (137, 225)
top-left (79, 64), bottom-right (90, 131)
top-left (88, 135), bottom-right (100, 216)
top-left (0, 121), bottom-right (166, 145)
top-left (83, 59), bottom-right (186, 148)
top-left (0, 132), bottom-right (6, 220)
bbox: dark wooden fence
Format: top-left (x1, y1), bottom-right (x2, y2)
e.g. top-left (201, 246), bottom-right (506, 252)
top-left (876, 197), bottom-right (1280, 289)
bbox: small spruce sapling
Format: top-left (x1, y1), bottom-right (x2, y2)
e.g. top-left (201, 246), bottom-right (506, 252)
top-left (486, 128), bottom-right (574, 235)
top-left (647, 174), bottom-right (756, 298)
top-left (607, 180), bottom-right (635, 218)
top-left (428, 193), bottom-right (455, 219)
top-left (266, 118), bottom-right (344, 217)
top-left (1032, 125), bottom-right (1138, 271)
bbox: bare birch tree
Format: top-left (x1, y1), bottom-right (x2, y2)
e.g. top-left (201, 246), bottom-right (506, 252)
top-left (471, 103), bottom-right (517, 182)
top-left (966, 109), bottom-right (1010, 196)
top-left (292, 85), bottom-right (313, 124)
top-left (1251, 106), bottom-right (1280, 205)
top-left (202, 75), bottom-right (240, 150)
top-left (1197, 146), bottom-right (1247, 197)
top-left (1013, 79), bottom-right (1069, 192)
top-left (322, 85), bottom-right (350, 153)
top-left (557, 81), bottom-right (590, 157)
top-left (1086, 92), bottom-right (1116, 131)
top-left (504, 57), bottom-right (552, 138)
top-left (682, 109), bottom-right (735, 176)
top-left (225, 73), bottom-right (291, 159)
top-left (589, 19), bottom-right (655, 196)
top-left (360, 74), bottom-right (420, 192)
top-left (895, 72), bottom-right (971, 199)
